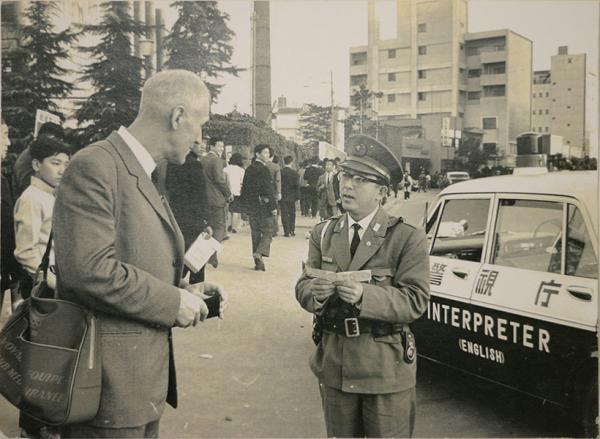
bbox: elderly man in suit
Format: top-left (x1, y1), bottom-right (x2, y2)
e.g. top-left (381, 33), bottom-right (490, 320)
top-left (53, 70), bottom-right (227, 438)
top-left (295, 135), bottom-right (429, 438)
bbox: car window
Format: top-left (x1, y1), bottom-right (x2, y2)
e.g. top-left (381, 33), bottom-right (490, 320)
top-left (566, 204), bottom-right (598, 279)
top-left (492, 199), bottom-right (563, 273)
top-left (431, 198), bottom-right (490, 262)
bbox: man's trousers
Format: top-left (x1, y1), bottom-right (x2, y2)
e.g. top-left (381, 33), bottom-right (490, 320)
top-left (319, 383), bottom-right (416, 438)
top-left (280, 201), bottom-right (296, 235)
top-left (249, 214), bottom-right (273, 257)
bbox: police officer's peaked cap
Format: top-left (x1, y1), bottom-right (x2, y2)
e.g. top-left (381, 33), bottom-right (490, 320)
top-left (341, 134), bottom-right (403, 185)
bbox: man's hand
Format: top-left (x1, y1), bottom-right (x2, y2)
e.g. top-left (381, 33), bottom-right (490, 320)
top-left (187, 281), bottom-right (228, 318)
top-left (310, 278), bottom-right (336, 302)
top-left (335, 280), bottom-right (363, 305)
top-left (175, 289), bottom-right (208, 327)
top-left (203, 281), bottom-right (228, 318)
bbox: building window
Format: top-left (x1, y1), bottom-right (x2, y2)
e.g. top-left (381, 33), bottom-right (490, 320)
top-left (387, 94), bottom-right (396, 103)
top-left (567, 105), bottom-right (571, 109)
top-left (483, 62), bottom-right (505, 75)
top-left (539, 127), bottom-right (543, 132)
top-left (545, 92), bottom-right (549, 97)
top-left (532, 94), bottom-right (535, 99)
top-left (568, 88), bottom-right (571, 91)
top-left (545, 127), bottom-right (549, 132)
top-left (418, 46), bottom-right (427, 55)
top-left (567, 140), bottom-right (571, 144)
top-left (545, 109), bottom-right (549, 114)
top-left (388, 49), bottom-right (396, 58)
top-left (568, 58), bottom-right (572, 63)
top-left (418, 70), bottom-right (426, 79)
top-left (350, 74), bottom-right (367, 86)
top-left (483, 85), bottom-right (506, 97)
top-left (483, 143), bottom-right (497, 155)
top-left (567, 123), bottom-right (571, 127)
top-left (418, 92), bottom-right (426, 101)
top-left (552, 82), bottom-right (556, 86)
top-left (482, 117), bottom-right (497, 130)
top-left (388, 72), bottom-right (396, 82)
top-left (538, 92), bottom-right (544, 97)
top-left (533, 110), bottom-right (536, 115)
top-left (467, 91), bottom-right (481, 100)
top-left (418, 23), bottom-right (427, 32)
top-left (466, 47), bottom-right (479, 56)
top-left (552, 116), bottom-right (556, 120)
top-left (552, 99), bottom-right (556, 102)
top-left (468, 69), bottom-right (481, 78)
top-left (351, 52), bottom-right (367, 65)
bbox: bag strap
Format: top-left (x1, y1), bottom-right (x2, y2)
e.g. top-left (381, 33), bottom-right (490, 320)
top-left (39, 231), bottom-right (53, 282)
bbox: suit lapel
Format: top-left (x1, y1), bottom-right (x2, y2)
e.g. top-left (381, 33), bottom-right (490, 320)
top-left (348, 207), bottom-right (389, 271)
top-left (106, 132), bottom-right (175, 234)
top-left (330, 215), bottom-right (351, 271)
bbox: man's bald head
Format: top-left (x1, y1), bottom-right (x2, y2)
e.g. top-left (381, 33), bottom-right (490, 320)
top-left (138, 69), bottom-right (210, 120)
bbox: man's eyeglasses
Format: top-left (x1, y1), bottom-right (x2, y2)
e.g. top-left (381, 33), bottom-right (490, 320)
top-left (339, 171), bottom-right (380, 186)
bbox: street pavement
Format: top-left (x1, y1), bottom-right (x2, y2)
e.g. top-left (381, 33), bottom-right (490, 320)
top-left (0, 189), bottom-right (579, 437)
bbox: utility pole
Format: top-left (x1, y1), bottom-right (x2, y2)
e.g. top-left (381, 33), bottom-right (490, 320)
top-left (330, 70), bottom-right (335, 146)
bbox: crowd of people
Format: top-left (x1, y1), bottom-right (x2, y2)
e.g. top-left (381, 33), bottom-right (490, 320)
top-left (0, 70), bottom-right (430, 439)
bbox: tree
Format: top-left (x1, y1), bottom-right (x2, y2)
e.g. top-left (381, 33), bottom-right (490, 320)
top-left (456, 129), bottom-right (488, 175)
top-left (164, 1), bottom-right (243, 103)
top-left (298, 104), bottom-right (332, 153)
top-left (75, 2), bottom-right (145, 146)
top-left (1, 1), bottom-right (76, 153)
top-left (345, 84), bottom-right (383, 137)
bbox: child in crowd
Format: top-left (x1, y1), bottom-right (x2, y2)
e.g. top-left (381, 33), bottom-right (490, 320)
top-left (13, 133), bottom-right (70, 439)
top-left (14, 134), bottom-right (70, 292)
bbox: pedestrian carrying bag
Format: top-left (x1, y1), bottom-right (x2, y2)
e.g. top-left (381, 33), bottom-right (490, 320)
top-left (0, 233), bottom-right (101, 425)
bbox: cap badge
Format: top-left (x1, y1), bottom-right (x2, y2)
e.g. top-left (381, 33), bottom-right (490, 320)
top-left (354, 143), bottom-right (369, 157)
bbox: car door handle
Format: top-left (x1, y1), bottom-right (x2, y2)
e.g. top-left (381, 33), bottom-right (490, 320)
top-left (451, 268), bottom-right (469, 279)
top-left (567, 286), bottom-right (593, 301)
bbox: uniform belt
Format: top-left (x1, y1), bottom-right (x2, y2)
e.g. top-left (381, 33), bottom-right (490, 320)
top-left (322, 317), bottom-right (404, 338)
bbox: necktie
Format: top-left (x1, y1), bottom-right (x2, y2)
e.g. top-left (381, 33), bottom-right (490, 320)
top-left (350, 223), bottom-right (361, 259)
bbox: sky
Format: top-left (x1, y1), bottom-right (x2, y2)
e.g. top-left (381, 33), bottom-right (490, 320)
top-left (174, 0), bottom-right (598, 155)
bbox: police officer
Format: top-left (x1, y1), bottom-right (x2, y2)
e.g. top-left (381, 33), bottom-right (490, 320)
top-left (295, 134), bottom-right (430, 438)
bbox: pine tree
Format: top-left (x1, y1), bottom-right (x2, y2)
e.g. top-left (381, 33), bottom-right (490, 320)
top-left (1, 1), bottom-right (76, 153)
top-left (164, 1), bottom-right (242, 102)
top-left (75, 2), bottom-right (145, 145)
top-left (298, 104), bottom-right (332, 151)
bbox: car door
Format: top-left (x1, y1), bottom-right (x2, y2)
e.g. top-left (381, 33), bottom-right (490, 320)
top-left (470, 195), bottom-right (598, 406)
top-left (413, 194), bottom-right (494, 369)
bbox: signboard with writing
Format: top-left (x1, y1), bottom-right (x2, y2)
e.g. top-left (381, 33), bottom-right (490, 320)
top-left (34, 109), bottom-right (61, 139)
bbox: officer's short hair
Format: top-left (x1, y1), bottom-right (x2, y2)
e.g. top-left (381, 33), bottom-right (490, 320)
top-left (284, 155), bottom-right (293, 165)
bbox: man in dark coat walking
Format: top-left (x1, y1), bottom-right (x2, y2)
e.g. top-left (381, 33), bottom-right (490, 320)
top-left (280, 155), bottom-right (300, 237)
top-left (165, 140), bottom-right (211, 283)
top-left (240, 144), bottom-right (277, 271)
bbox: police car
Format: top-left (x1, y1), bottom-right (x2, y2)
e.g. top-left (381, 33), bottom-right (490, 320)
top-left (413, 167), bottom-right (598, 435)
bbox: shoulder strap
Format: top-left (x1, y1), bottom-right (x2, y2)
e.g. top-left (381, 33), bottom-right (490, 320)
top-left (39, 231), bottom-right (53, 281)
top-left (320, 219), bottom-right (332, 248)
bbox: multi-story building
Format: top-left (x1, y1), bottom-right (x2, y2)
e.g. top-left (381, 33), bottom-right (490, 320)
top-left (532, 46), bottom-right (586, 158)
top-left (463, 29), bottom-right (532, 162)
top-left (349, 0), bottom-right (532, 171)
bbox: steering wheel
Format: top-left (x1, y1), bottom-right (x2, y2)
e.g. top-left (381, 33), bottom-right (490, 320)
top-left (533, 219), bottom-right (562, 239)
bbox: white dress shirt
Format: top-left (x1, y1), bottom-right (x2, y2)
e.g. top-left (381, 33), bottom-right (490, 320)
top-left (347, 207), bottom-right (380, 243)
top-left (118, 126), bottom-right (156, 177)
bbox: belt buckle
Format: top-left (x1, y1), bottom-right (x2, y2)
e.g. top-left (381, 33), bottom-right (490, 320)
top-left (344, 317), bottom-right (360, 337)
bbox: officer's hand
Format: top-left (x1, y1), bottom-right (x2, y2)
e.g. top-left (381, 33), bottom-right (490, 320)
top-left (335, 280), bottom-right (363, 305)
top-left (310, 278), bottom-right (336, 302)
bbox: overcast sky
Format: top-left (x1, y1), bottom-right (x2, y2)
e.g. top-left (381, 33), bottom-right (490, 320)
top-left (166, 0), bottom-right (598, 154)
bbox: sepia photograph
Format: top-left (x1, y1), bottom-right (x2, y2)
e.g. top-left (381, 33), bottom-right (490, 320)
top-left (0, 0), bottom-right (598, 437)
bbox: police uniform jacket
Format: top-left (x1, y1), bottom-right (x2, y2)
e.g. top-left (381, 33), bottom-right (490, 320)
top-left (296, 207), bottom-right (429, 394)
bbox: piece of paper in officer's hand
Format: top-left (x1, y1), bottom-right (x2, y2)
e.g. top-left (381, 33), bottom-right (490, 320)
top-left (305, 266), bottom-right (372, 282)
top-left (184, 233), bottom-right (224, 273)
